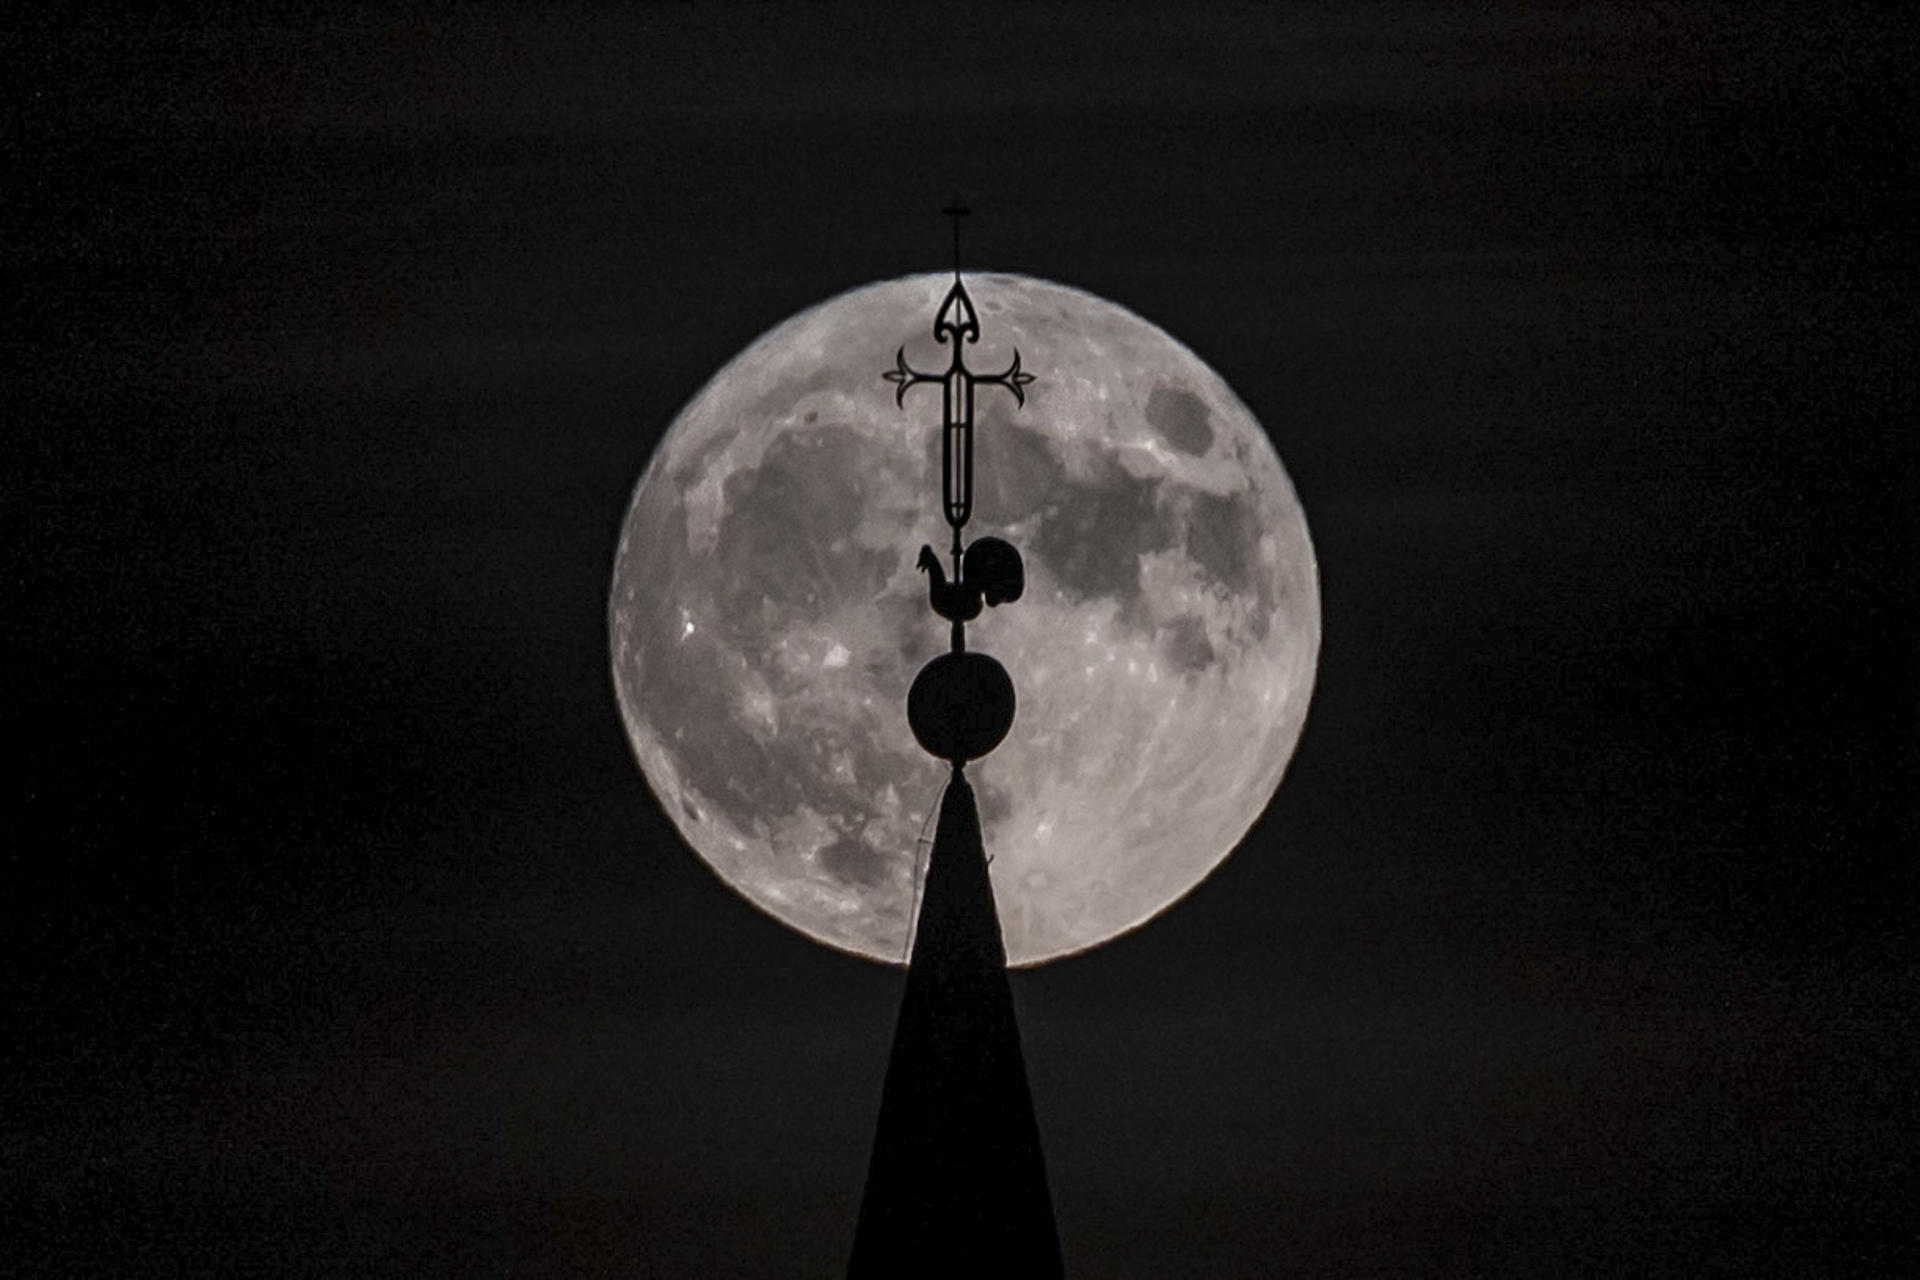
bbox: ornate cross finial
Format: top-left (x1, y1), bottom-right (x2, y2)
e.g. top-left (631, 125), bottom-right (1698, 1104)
top-left (882, 207), bottom-right (1035, 662)
top-left (882, 282), bottom-right (1034, 534)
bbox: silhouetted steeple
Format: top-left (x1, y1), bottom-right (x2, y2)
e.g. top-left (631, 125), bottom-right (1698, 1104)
top-left (852, 214), bottom-right (1060, 1275)
top-left (847, 768), bottom-right (1062, 1278)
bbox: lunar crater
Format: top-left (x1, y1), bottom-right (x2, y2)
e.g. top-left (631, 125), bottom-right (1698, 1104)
top-left (1145, 383), bottom-right (1215, 456)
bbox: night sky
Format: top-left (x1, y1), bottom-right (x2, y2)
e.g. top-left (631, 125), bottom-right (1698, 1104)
top-left (9, 5), bottom-right (1914, 1276)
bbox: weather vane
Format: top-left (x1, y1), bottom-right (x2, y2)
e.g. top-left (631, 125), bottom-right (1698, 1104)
top-left (883, 199), bottom-right (1034, 759)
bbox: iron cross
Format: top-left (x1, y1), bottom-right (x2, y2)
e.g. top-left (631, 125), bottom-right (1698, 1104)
top-left (884, 204), bottom-right (1035, 564)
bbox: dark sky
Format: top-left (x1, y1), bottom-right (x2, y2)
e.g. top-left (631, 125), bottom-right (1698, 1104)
top-left (9, 5), bottom-right (1914, 1276)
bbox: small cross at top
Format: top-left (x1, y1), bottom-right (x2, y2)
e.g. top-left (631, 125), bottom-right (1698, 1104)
top-left (941, 197), bottom-right (969, 271)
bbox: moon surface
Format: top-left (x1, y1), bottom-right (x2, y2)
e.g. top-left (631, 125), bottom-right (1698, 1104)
top-left (610, 274), bottom-right (1318, 966)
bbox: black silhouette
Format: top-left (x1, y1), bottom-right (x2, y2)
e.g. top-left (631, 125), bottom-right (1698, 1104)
top-left (907, 650), bottom-right (1016, 764)
top-left (847, 769), bottom-right (1063, 1279)
top-left (916, 536), bottom-right (1026, 624)
top-left (883, 253), bottom-right (1034, 536)
top-left (852, 209), bottom-right (1059, 1277)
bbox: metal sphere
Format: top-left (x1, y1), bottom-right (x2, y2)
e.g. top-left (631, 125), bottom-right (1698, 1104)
top-left (907, 651), bottom-right (1017, 763)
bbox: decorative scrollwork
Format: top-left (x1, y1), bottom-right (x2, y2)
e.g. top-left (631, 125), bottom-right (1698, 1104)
top-left (975, 351), bottom-right (1036, 408)
top-left (883, 346), bottom-right (941, 407)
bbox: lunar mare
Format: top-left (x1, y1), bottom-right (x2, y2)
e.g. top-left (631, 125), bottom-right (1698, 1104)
top-left (609, 274), bottom-right (1318, 966)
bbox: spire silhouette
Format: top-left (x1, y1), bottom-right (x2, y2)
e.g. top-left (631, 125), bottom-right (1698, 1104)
top-left (852, 216), bottom-right (1059, 1275)
top-left (847, 769), bottom-right (1062, 1278)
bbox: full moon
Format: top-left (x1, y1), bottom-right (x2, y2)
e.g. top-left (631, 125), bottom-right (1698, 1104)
top-left (610, 274), bottom-right (1318, 966)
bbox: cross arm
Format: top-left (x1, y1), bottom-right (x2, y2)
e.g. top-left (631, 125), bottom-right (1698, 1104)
top-left (883, 346), bottom-right (943, 408)
top-left (971, 350), bottom-right (1037, 408)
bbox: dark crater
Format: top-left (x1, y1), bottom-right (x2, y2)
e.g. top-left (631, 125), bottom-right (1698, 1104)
top-left (1161, 615), bottom-right (1216, 673)
top-left (713, 428), bottom-right (896, 637)
top-left (820, 834), bottom-right (888, 888)
top-left (1145, 384), bottom-right (1214, 455)
top-left (666, 725), bottom-right (806, 824)
top-left (968, 411), bottom-right (1063, 528)
top-left (1186, 488), bottom-right (1273, 638)
top-left (1029, 446), bottom-right (1173, 605)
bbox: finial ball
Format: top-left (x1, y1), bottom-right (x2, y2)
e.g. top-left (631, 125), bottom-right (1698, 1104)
top-left (907, 651), bottom-right (1016, 763)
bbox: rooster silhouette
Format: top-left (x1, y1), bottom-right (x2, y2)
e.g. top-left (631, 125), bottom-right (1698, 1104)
top-left (916, 537), bottom-right (1025, 623)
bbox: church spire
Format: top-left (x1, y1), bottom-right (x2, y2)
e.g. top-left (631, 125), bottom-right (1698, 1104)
top-left (847, 769), bottom-right (1062, 1277)
top-left (849, 210), bottom-right (1061, 1276)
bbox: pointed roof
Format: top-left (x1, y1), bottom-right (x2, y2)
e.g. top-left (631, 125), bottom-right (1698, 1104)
top-left (848, 769), bottom-right (1062, 1278)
